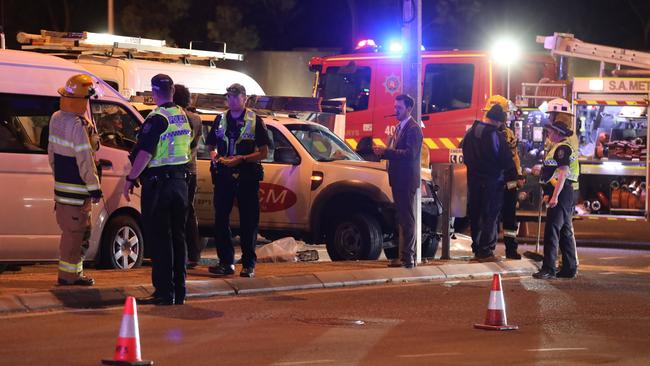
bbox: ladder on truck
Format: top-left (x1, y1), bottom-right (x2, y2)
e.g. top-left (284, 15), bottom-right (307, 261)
top-left (537, 32), bottom-right (650, 75)
top-left (17, 29), bottom-right (244, 66)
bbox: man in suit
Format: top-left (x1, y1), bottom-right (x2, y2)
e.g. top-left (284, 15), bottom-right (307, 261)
top-left (373, 94), bottom-right (423, 268)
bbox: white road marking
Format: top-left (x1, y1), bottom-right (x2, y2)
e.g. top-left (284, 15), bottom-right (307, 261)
top-left (600, 256), bottom-right (623, 260)
top-left (526, 348), bottom-right (588, 352)
top-left (272, 360), bottom-right (335, 365)
top-left (398, 352), bottom-right (462, 358)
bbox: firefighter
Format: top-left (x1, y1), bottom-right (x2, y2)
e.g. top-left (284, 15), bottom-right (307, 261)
top-left (205, 83), bottom-right (270, 278)
top-left (462, 102), bottom-right (516, 262)
top-left (123, 74), bottom-right (192, 305)
top-left (483, 95), bottom-right (524, 259)
top-left (48, 74), bottom-right (102, 286)
top-left (533, 103), bottom-right (580, 279)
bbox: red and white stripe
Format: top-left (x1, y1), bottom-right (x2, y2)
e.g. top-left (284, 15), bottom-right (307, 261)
top-left (474, 274), bottom-right (518, 331)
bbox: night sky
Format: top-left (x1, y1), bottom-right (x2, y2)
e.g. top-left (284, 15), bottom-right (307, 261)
top-left (1, 0), bottom-right (648, 53)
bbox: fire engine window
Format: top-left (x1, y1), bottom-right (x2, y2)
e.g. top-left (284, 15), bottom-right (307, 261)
top-left (321, 66), bottom-right (371, 112)
top-left (0, 93), bottom-right (58, 154)
top-left (91, 102), bottom-right (139, 151)
top-left (422, 64), bottom-right (474, 114)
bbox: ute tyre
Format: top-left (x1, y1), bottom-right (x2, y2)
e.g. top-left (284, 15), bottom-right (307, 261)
top-left (101, 215), bottom-right (144, 270)
top-left (327, 213), bottom-right (383, 261)
top-left (383, 234), bottom-right (439, 260)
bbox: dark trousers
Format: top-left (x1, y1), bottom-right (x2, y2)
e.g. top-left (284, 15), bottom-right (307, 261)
top-left (185, 173), bottom-right (203, 263)
top-left (391, 186), bottom-right (417, 263)
top-left (142, 177), bottom-right (188, 302)
top-left (501, 187), bottom-right (519, 251)
top-left (213, 176), bottom-right (260, 268)
top-left (542, 182), bottom-right (577, 275)
top-left (468, 177), bottom-right (504, 257)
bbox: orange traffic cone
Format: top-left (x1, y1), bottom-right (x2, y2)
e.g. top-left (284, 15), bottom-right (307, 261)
top-left (102, 296), bottom-right (153, 365)
top-left (474, 273), bottom-right (518, 331)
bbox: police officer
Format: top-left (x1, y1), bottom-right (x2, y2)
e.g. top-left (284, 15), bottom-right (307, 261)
top-left (462, 102), bottom-right (516, 262)
top-left (48, 74), bottom-right (102, 286)
top-left (482, 96), bottom-right (525, 259)
top-left (533, 103), bottom-right (580, 280)
top-left (205, 83), bottom-right (270, 278)
top-left (173, 84), bottom-right (204, 269)
top-left (123, 74), bottom-right (192, 305)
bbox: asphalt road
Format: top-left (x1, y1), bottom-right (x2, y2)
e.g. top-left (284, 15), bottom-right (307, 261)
top-left (1, 248), bottom-right (649, 365)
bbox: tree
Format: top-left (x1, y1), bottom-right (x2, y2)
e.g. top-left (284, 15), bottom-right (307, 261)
top-left (118, 0), bottom-right (189, 44)
top-left (206, 2), bottom-right (260, 53)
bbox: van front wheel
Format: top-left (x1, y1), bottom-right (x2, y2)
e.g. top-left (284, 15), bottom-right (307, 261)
top-left (327, 213), bottom-right (383, 261)
top-left (101, 215), bottom-right (144, 270)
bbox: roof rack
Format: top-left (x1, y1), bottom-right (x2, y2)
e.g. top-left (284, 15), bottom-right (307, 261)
top-left (17, 30), bottom-right (244, 64)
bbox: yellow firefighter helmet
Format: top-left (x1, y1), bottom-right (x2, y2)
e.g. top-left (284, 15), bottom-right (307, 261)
top-left (482, 94), bottom-right (510, 112)
top-left (58, 74), bottom-right (96, 99)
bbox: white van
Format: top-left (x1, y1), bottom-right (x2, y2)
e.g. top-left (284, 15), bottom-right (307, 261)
top-left (0, 49), bottom-right (145, 270)
top-left (73, 55), bottom-right (265, 100)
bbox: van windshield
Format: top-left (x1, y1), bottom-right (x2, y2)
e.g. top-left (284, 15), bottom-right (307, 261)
top-left (321, 65), bottom-right (371, 112)
top-left (286, 123), bottom-right (361, 162)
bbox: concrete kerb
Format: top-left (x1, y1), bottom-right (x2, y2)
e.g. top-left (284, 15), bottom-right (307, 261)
top-left (0, 260), bottom-right (541, 314)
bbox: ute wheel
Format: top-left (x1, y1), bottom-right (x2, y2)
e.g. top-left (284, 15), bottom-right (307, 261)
top-left (101, 215), bottom-right (144, 270)
top-left (327, 213), bottom-right (383, 261)
top-left (383, 234), bottom-right (439, 260)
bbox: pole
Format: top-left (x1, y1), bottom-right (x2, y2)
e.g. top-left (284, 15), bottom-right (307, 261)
top-left (107, 0), bottom-right (114, 34)
top-left (506, 64), bottom-right (511, 101)
top-left (402, 0), bottom-right (422, 263)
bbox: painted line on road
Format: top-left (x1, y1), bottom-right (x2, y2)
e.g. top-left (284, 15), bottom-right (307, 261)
top-left (272, 360), bottom-right (335, 366)
top-left (526, 348), bottom-right (588, 352)
top-left (398, 352), bottom-right (462, 358)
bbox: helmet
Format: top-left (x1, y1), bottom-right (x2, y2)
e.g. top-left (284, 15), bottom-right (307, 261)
top-left (58, 74), bottom-right (96, 98)
top-left (482, 95), bottom-right (510, 112)
top-left (546, 98), bottom-right (573, 115)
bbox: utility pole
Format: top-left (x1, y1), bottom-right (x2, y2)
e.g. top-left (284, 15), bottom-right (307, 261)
top-left (402, 0), bottom-right (422, 263)
top-left (107, 0), bottom-right (114, 34)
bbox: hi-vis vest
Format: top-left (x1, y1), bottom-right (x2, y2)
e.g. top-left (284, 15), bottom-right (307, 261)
top-left (147, 106), bottom-right (192, 168)
top-left (543, 140), bottom-right (579, 186)
top-left (216, 109), bottom-right (257, 155)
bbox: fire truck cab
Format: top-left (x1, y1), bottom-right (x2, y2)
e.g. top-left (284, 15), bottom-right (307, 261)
top-left (309, 42), bottom-right (555, 164)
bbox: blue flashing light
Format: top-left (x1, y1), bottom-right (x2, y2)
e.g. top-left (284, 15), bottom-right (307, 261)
top-left (388, 41), bottom-right (403, 53)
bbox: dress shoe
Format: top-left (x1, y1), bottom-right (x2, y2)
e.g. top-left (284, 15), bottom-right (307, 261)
top-left (174, 298), bottom-right (186, 305)
top-left (240, 267), bottom-right (255, 278)
top-left (57, 276), bottom-right (95, 286)
top-left (471, 255), bottom-right (501, 263)
top-left (532, 269), bottom-right (556, 280)
top-left (208, 264), bottom-right (235, 276)
top-left (403, 262), bottom-right (415, 269)
top-left (505, 250), bottom-right (522, 260)
top-left (186, 261), bottom-right (199, 269)
top-left (138, 296), bottom-right (174, 306)
top-left (556, 269), bottom-right (577, 279)
top-left (387, 259), bottom-right (403, 268)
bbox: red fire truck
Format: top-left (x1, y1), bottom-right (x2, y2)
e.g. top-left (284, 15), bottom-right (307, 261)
top-left (308, 40), bottom-right (556, 164)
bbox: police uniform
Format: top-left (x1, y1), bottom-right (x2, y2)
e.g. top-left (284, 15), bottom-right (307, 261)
top-left (536, 131), bottom-right (579, 278)
top-left (205, 108), bottom-right (269, 276)
top-left (500, 125), bottom-right (523, 257)
top-left (461, 104), bottom-right (516, 261)
top-left (132, 102), bottom-right (192, 304)
top-left (48, 110), bottom-right (102, 285)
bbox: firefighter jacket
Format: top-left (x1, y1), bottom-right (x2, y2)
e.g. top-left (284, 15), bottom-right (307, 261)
top-left (146, 105), bottom-right (192, 168)
top-left (501, 126), bottom-right (523, 178)
top-left (47, 110), bottom-right (101, 206)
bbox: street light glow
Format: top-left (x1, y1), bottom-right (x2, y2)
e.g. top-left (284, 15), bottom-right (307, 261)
top-left (491, 38), bottom-right (521, 65)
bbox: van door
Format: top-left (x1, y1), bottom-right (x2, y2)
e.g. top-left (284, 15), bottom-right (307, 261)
top-left (0, 93), bottom-right (60, 261)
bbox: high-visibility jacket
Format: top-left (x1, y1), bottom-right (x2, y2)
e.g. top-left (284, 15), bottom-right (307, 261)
top-left (147, 105), bottom-right (192, 168)
top-left (215, 109), bottom-right (257, 156)
top-left (543, 140), bottom-right (580, 186)
top-left (47, 111), bottom-right (101, 206)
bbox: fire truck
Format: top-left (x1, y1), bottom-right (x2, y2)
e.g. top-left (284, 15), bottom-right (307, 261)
top-left (308, 40), bottom-right (556, 164)
top-left (515, 33), bottom-right (650, 244)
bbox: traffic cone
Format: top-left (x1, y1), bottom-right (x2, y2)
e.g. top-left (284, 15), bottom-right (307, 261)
top-left (102, 296), bottom-right (153, 365)
top-left (474, 273), bottom-right (518, 331)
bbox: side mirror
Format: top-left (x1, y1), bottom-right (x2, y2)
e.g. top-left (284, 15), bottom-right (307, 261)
top-left (274, 146), bottom-right (300, 165)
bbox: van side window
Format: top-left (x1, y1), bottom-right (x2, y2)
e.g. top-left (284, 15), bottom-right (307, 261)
top-left (322, 66), bottom-right (371, 112)
top-left (0, 93), bottom-right (58, 153)
top-left (91, 102), bottom-right (139, 151)
top-left (423, 64), bottom-right (474, 114)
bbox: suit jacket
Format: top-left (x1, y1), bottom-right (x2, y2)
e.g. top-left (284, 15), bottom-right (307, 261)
top-left (384, 117), bottom-right (423, 191)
